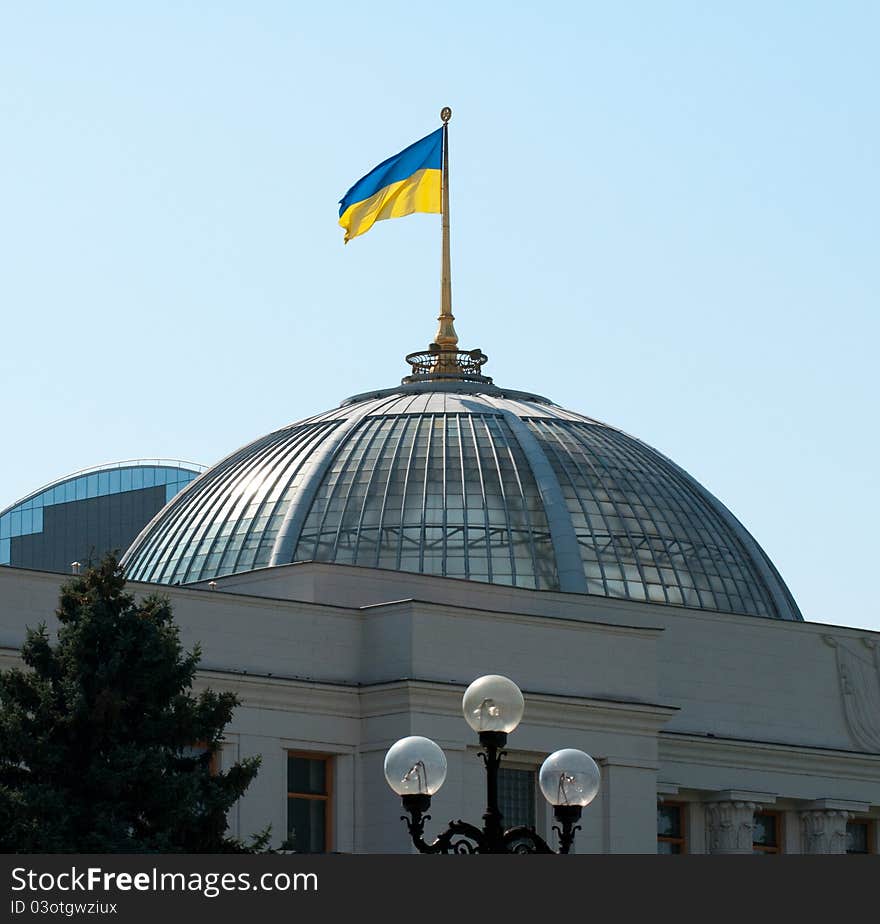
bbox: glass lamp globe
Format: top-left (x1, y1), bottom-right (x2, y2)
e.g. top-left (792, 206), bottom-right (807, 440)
top-left (461, 675), bottom-right (525, 734)
top-left (539, 749), bottom-right (601, 807)
top-left (383, 736), bottom-right (448, 797)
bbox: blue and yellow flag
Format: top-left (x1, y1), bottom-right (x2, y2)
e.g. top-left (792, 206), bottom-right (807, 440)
top-left (339, 129), bottom-right (442, 243)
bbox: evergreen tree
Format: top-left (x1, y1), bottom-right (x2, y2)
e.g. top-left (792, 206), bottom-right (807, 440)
top-left (0, 554), bottom-right (261, 852)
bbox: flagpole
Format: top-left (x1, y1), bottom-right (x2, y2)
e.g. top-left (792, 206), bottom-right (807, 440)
top-left (435, 106), bottom-right (458, 359)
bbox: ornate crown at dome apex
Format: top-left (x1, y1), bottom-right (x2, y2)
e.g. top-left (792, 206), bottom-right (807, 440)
top-left (403, 345), bottom-right (492, 385)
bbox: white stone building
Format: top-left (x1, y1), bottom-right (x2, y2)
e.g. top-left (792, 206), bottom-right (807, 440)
top-left (2, 354), bottom-right (878, 854)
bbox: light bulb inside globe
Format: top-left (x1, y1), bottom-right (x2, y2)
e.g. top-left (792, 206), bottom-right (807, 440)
top-left (461, 675), bottom-right (525, 734)
top-left (383, 736), bottom-right (447, 796)
top-left (539, 749), bottom-right (601, 807)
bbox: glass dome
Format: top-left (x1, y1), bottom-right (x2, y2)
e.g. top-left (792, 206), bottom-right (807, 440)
top-left (121, 380), bottom-right (802, 621)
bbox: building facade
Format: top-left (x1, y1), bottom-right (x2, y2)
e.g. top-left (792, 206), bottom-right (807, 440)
top-left (1, 354), bottom-right (878, 853)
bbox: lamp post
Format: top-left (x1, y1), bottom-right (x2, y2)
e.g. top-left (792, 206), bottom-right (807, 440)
top-left (384, 675), bottom-right (600, 854)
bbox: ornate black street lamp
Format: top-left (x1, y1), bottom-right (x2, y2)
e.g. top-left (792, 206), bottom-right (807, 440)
top-left (384, 674), bottom-right (600, 854)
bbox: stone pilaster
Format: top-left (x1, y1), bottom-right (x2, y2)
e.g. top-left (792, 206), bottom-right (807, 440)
top-left (705, 801), bottom-right (758, 854)
top-left (599, 757), bottom-right (660, 854)
top-left (800, 810), bottom-right (850, 854)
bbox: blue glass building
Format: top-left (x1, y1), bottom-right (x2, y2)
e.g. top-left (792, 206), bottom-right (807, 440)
top-left (0, 460), bottom-right (204, 574)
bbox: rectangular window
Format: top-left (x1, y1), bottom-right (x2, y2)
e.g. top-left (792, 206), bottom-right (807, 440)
top-left (657, 802), bottom-right (686, 854)
top-left (846, 820), bottom-right (872, 854)
top-left (498, 767), bottom-right (536, 830)
top-left (181, 741), bottom-right (219, 775)
top-left (287, 753), bottom-right (332, 854)
top-left (753, 811), bottom-right (781, 854)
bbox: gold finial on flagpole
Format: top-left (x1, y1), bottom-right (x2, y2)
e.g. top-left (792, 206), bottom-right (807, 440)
top-left (434, 107), bottom-right (458, 365)
top-left (403, 107), bottom-right (491, 386)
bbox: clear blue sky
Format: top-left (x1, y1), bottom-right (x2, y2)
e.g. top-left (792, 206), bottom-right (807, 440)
top-left (1, 3), bottom-right (877, 629)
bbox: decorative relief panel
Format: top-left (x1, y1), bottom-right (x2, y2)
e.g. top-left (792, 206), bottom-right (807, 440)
top-left (824, 636), bottom-right (880, 752)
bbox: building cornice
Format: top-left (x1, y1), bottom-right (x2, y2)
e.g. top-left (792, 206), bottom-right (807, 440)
top-left (358, 679), bottom-right (677, 737)
top-left (661, 731), bottom-right (880, 786)
top-left (359, 598), bottom-right (663, 639)
top-left (194, 670), bottom-right (361, 717)
top-left (0, 651), bottom-right (674, 733)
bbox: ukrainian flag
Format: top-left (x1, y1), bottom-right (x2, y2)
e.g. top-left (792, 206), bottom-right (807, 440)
top-left (339, 129), bottom-right (442, 243)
